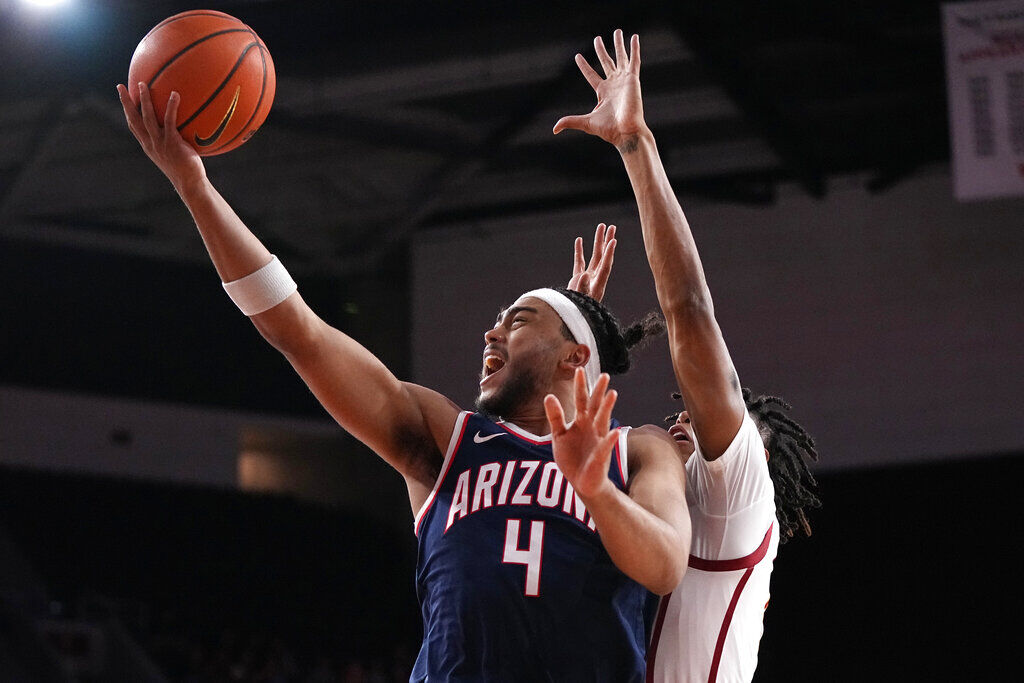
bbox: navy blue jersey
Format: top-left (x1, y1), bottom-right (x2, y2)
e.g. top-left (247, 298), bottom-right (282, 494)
top-left (411, 411), bottom-right (647, 682)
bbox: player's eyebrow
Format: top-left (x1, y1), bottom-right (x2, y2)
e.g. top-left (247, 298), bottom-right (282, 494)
top-left (495, 305), bottom-right (538, 325)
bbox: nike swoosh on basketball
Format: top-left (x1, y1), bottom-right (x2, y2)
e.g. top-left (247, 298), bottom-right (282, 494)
top-left (473, 431), bottom-right (506, 444)
top-left (194, 86), bottom-right (241, 147)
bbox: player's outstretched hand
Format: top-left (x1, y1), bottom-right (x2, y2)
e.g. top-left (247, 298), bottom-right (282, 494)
top-left (568, 223), bottom-right (617, 303)
top-left (553, 29), bottom-right (646, 150)
top-left (116, 82), bottom-right (206, 190)
top-left (544, 369), bottom-right (619, 500)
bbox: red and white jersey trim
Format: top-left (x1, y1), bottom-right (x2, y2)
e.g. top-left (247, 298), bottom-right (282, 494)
top-left (496, 420), bottom-right (552, 445)
top-left (616, 426), bottom-right (630, 484)
top-left (414, 414), bottom-right (630, 536)
top-left (689, 523), bottom-right (773, 572)
top-left (647, 412), bottom-right (778, 683)
top-left (647, 524), bottom-right (774, 683)
top-left (413, 410), bottom-right (470, 536)
top-left (497, 420), bottom-right (629, 483)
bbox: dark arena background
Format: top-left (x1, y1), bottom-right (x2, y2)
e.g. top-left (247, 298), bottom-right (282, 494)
top-left (1, 0), bottom-right (1021, 680)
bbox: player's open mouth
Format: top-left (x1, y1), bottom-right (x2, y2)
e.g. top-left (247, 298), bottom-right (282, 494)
top-left (480, 353), bottom-right (506, 384)
top-left (668, 425), bottom-right (690, 443)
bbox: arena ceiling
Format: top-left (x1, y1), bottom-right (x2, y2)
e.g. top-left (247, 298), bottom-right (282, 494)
top-left (0, 0), bottom-right (950, 278)
top-left (0, 0), bottom-right (957, 414)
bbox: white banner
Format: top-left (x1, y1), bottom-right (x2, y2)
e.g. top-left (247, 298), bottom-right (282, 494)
top-left (942, 0), bottom-right (1024, 200)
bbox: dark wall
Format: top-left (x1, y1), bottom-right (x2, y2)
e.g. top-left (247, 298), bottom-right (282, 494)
top-left (2, 452), bottom-right (1018, 679)
top-left (413, 174), bottom-right (1024, 471)
top-left (0, 465), bottom-right (420, 662)
top-left (1, 238), bottom-right (408, 418)
top-left (755, 453), bottom-right (1017, 682)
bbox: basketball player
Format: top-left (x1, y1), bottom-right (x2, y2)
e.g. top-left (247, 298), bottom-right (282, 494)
top-left (115, 74), bottom-right (690, 680)
top-left (556, 31), bottom-right (820, 682)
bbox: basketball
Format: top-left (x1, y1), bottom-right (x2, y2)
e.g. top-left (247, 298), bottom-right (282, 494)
top-left (127, 10), bottom-right (276, 156)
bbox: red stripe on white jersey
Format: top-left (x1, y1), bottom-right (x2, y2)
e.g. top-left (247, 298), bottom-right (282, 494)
top-left (707, 566), bottom-right (755, 683)
top-left (688, 523), bottom-right (773, 572)
top-left (647, 523), bottom-right (774, 682)
top-left (645, 591), bottom-right (673, 683)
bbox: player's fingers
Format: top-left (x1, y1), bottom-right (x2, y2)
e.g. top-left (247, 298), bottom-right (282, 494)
top-left (630, 34), bottom-right (641, 73)
top-left (573, 236), bottom-right (585, 277)
top-left (589, 372), bottom-right (610, 416)
top-left (596, 387), bottom-right (618, 436)
top-left (592, 239), bottom-right (616, 302)
top-left (594, 35), bottom-right (615, 75)
top-left (164, 91), bottom-right (180, 131)
top-left (544, 394), bottom-right (568, 435)
top-left (599, 238), bottom-right (617, 276)
top-left (574, 367), bottom-right (589, 418)
top-left (596, 430), bottom-right (619, 463)
top-left (575, 54), bottom-right (603, 92)
top-left (138, 82), bottom-right (161, 139)
top-left (116, 84), bottom-right (146, 139)
top-left (613, 29), bottom-right (628, 66)
top-left (116, 84), bottom-right (136, 116)
top-left (590, 223), bottom-right (606, 268)
top-left (577, 272), bottom-right (591, 294)
top-left (553, 114), bottom-right (589, 135)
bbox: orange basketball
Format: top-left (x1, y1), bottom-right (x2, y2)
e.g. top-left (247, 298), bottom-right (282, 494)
top-left (128, 9), bottom-right (276, 156)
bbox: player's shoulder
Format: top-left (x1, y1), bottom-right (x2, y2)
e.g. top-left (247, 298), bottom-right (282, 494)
top-left (402, 382), bottom-right (462, 413)
top-left (688, 411), bottom-right (772, 504)
top-left (399, 382), bottom-right (463, 469)
top-left (708, 410), bottom-right (766, 466)
top-left (626, 424), bottom-right (686, 471)
top-left (627, 423), bottom-right (673, 442)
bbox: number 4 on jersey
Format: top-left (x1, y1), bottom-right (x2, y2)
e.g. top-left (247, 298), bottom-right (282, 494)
top-left (503, 519), bottom-right (545, 597)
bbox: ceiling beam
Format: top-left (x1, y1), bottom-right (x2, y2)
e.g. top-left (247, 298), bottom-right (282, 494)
top-left (268, 107), bottom-right (479, 158)
top-left (420, 169), bottom-right (784, 228)
top-left (316, 34), bottom-right (626, 276)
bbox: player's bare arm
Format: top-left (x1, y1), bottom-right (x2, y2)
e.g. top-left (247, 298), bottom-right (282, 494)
top-left (544, 369), bottom-right (689, 594)
top-left (116, 82), bottom-right (456, 506)
top-left (555, 30), bottom-right (745, 459)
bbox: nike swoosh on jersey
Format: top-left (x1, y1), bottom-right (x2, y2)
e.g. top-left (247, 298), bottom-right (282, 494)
top-left (194, 86), bottom-right (241, 147)
top-left (473, 431), bottom-right (507, 444)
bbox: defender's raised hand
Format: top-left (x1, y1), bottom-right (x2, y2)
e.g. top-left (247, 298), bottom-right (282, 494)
top-left (544, 369), bottom-right (620, 500)
top-left (553, 29), bottom-right (645, 150)
top-left (116, 82), bottom-right (205, 190)
top-left (568, 223), bottom-right (617, 303)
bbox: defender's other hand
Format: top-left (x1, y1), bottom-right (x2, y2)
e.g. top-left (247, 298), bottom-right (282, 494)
top-left (553, 29), bottom-right (646, 150)
top-left (567, 223), bottom-right (617, 303)
top-left (544, 369), bottom-right (619, 500)
top-left (117, 82), bottom-right (206, 190)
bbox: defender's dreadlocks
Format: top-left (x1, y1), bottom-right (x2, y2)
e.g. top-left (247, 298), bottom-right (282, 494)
top-left (554, 288), bottom-right (665, 375)
top-left (666, 388), bottom-right (821, 544)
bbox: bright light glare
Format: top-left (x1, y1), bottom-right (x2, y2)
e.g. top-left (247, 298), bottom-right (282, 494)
top-left (21, 0), bottom-right (70, 7)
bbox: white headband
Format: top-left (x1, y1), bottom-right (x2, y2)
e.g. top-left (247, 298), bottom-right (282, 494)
top-left (519, 288), bottom-right (601, 391)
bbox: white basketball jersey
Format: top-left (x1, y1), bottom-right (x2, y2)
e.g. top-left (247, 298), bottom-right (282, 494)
top-left (647, 412), bottom-right (778, 683)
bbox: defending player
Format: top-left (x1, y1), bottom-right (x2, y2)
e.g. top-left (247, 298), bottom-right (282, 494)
top-left (557, 31), bottom-right (821, 682)
top-left (116, 68), bottom-right (690, 679)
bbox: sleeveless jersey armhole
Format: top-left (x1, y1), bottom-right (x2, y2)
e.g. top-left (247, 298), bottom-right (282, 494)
top-left (414, 410), bottom-right (471, 536)
top-left (616, 426), bottom-right (630, 487)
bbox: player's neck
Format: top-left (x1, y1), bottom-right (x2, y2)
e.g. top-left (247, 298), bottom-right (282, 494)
top-left (502, 385), bottom-right (576, 436)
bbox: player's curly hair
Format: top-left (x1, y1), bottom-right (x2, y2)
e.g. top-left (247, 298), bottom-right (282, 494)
top-left (554, 288), bottom-right (664, 375)
top-left (666, 388), bottom-right (821, 544)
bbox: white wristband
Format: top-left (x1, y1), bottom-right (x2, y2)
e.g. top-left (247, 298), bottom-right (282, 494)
top-left (222, 255), bottom-right (297, 316)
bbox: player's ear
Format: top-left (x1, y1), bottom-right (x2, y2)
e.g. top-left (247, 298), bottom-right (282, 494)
top-left (559, 344), bottom-right (591, 372)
